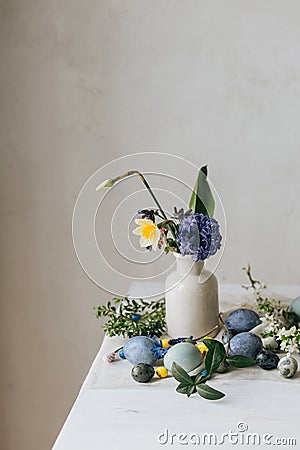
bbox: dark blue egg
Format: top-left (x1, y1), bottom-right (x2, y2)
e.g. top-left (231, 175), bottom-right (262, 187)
top-left (228, 332), bottom-right (263, 359)
top-left (256, 349), bottom-right (279, 370)
top-left (225, 309), bottom-right (261, 333)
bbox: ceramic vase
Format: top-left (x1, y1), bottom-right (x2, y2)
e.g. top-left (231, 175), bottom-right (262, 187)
top-left (165, 255), bottom-right (219, 338)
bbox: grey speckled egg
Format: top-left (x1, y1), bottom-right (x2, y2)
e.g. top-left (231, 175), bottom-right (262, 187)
top-left (131, 363), bottom-right (155, 383)
top-left (277, 356), bottom-right (298, 378)
top-left (225, 309), bottom-right (261, 333)
top-left (228, 332), bottom-right (263, 359)
top-left (256, 349), bottom-right (280, 370)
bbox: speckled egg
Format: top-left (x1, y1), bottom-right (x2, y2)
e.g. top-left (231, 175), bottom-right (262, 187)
top-left (225, 309), bottom-right (261, 333)
top-left (131, 363), bottom-right (155, 383)
top-left (123, 336), bottom-right (157, 365)
top-left (277, 356), bottom-right (298, 378)
top-left (256, 349), bottom-right (280, 370)
top-left (228, 332), bottom-right (263, 359)
top-left (290, 296), bottom-right (300, 320)
top-left (164, 342), bottom-right (202, 374)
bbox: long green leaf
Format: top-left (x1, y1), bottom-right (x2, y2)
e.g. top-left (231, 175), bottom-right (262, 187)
top-left (196, 384), bottom-right (225, 400)
top-left (227, 355), bottom-right (256, 368)
top-left (189, 165), bottom-right (215, 217)
top-left (204, 341), bottom-right (226, 375)
top-left (172, 362), bottom-right (193, 385)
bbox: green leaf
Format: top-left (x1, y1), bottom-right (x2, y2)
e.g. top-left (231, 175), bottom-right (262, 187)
top-left (176, 384), bottom-right (189, 395)
top-left (187, 385), bottom-right (196, 397)
top-left (189, 165), bottom-right (215, 216)
top-left (176, 383), bottom-right (196, 396)
top-left (172, 362), bottom-right (193, 385)
top-left (196, 384), bottom-right (225, 400)
top-left (204, 341), bottom-right (226, 375)
top-left (226, 355), bottom-right (256, 368)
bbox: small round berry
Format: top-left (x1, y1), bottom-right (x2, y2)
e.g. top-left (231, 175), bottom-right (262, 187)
top-left (119, 348), bottom-right (126, 359)
top-left (156, 367), bottom-right (168, 378)
top-left (131, 314), bottom-right (141, 322)
top-left (195, 339), bottom-right (212, 354)
top-left (161, 339), bottom-right (171, 349)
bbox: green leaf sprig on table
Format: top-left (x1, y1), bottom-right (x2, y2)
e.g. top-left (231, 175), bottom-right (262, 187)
top-left (94, 296), bottom-right (166, 338)
top-left (173, 339), bottom-right (255, 401)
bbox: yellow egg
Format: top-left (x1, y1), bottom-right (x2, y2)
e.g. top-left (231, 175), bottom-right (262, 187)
top-left (161, 339), bottom-right (171, 348)
top-left (196, 337), bottom-right (214, 354)
top-left (196, 343), bottom-right (208, 353)
top-left (156, 367), bottom-right (168, 378)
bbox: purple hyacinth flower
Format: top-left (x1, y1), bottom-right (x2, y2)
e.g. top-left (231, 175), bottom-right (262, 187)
top-left (177, 213), bottom-right (222, 262)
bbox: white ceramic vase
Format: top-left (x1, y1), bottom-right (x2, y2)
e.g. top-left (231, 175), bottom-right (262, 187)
top-left (165, 255), bottom-right (219, 338)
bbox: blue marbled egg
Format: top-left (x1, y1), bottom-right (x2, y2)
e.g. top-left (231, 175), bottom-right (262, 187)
top-left (225, 309), bottom-right (261, 333)
top-left (290, 296), bottom-right (300, 320)
top-left (164, 342), bottom-right (202, 373)
top-left (123, 336), bottom-right (157, 365)
top-left (228, 332), bottom-right (263, 359)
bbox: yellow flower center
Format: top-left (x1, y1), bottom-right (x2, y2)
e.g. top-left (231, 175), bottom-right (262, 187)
top-left (141, 223), bottom-right (156, 240)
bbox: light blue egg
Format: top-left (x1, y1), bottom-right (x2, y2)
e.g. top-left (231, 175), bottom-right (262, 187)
top-left (164, 342), bottom-right (202, 373)
top-left (123, 336), bottom-right (157, 365)
top-left (290, 296), bottom-right (300, 320)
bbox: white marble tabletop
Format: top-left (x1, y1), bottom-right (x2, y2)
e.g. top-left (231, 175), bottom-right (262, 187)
top-left (52, 284), bottom-right (300, 450)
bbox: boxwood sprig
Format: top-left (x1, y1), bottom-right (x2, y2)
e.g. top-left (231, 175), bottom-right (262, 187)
top-left (94, 296), bottom-right (166, 338)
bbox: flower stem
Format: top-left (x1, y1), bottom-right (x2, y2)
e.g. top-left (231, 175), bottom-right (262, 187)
top-left (218, 313), bottom-right (231, 356)
top-left (115, 170), bottom-right (179, 247)
top-left (193, 324), bottom-right (219, 342)
top-left (114, 170), bottom-right (167, 220)
top-left (113, 346), bottom-right (123, 353)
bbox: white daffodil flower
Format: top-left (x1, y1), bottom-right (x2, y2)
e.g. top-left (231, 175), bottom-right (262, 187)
top-left (132, 218), bottom-right (160, 250)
